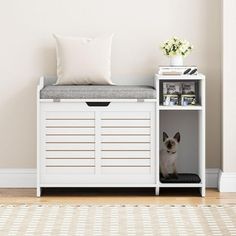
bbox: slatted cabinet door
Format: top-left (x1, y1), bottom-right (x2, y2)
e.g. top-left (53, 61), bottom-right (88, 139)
top-left (101, 112), bottom-right (151, 175)
top-left (40, 103), bottom-right (96, 185)
top-left (40, 102), bottom-right (156, 185)
top-left (99, 103), bottom-right (156, 184)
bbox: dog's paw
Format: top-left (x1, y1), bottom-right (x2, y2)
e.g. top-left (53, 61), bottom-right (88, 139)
top-left (173, 173), bottom-right (178, 179)
top-left (164, 174), bottom-right (170, 179)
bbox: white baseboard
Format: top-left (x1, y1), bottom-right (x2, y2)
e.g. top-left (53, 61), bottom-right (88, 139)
top-left (206, 168), bottom-right (219, 188)
top-left (0, 168), bottom-right (219, 188)
top-left (0, 169), bottom-right (36, 188)
top-left (218, 170), bottom-right (236, 192)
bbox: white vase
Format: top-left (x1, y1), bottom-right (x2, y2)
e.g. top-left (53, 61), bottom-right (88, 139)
top-left (170, 55), bottom-right (183, 66)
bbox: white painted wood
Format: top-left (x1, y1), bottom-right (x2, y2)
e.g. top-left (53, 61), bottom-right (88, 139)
top-left (40, 183), bottom-right (156, 187)
top-left (38, 92), bottom-right (156, 190)
top-left (0, 168), bottom-right (217, 188)
top-left (41, 99), bottom-right (156, 103)
top-left (101, 119), bottom-right (150, 127)
top-left (37, 76), bottom-right (44, 197)
top-left (95, 111), bottom-right (101, 175)
top-left (101, 111), bottom-right (150, 119)
top-left (101, 135), bottom-right (150, 143)
top-left (46, 151), bottom-right (95, 158)
top-left (46, 167), bottom-right (95, 175)
top-left (42, 102), bottom-right (155, 112)
top-left (46, 111), bottom-right (94, 119)
top-left (37, 75), bottom-right (205, 196)
top-left (159, 183), bottom-right (202, 188)
top-left (200, 187), bottom-right (206, 197)
top-left (101, 167), bottom-right (150, 175)
top-left (46, 143), bottom-right (95, 151)
top-left (46, 128), bottom-right (95, 135)
top-left (101, 127), bottom-right (150, 135)
top-left (155, 77), bottom-right (160, 195)
top-left (101, 143), bottom-right (150, 151)
top-left (199, 76), bottom-right (206, 196)
top-left (37, 187), bottom-right (41, 197)
top-left (155, 73), bottom-right (205, 81)
top-left (150, 109), bottom-right (156, 182)
top-left (156, 74), bottom-right (206, 196)
top-left (101, 159), bottom-right (150, 166)
top-left (46, 159), bottom-right (95, 166)
top-left (41, 174), bottom-right (154, 184)
top-left (102, 151), bottom-right (150, 159)
top-left (46, 135), bottom-right (95, 143)
top-left (155, 187), bottom-right (159, 195)
top-left (46, 119), bottom-right (95, 127)
top-left (159, 105), bottom-right (202, 111)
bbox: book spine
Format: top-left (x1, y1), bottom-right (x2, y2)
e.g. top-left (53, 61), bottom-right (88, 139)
top-left (158, 66), bottom-right (198, 75)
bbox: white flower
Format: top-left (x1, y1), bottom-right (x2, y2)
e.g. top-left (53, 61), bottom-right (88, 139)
top-left (160, 37), bottom-right (193, 57)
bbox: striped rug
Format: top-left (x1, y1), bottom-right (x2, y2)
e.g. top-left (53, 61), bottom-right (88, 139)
top-left (0, 204), bottom-right (235, 235)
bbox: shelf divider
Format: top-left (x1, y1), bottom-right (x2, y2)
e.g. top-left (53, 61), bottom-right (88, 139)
top-left (159, 105), bottom-right (202, 111)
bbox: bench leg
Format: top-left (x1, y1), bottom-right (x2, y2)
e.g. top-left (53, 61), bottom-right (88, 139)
top-left (37, 187), bottom-right (41, 197)
top-left (155, 187), bottom-right (160, 196)
top-left (200, 187), bottom-right (205, 197)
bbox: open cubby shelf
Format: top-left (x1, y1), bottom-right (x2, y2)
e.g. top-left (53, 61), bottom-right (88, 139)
top-left (159, 78), bottom-right (202, 107)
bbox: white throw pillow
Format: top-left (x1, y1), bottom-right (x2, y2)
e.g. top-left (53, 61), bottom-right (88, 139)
top-left (54, 34), bottom-right (113, 85)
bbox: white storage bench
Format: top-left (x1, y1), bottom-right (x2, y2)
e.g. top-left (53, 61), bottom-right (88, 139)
top-left (37, 76), bottom-right (157, 196)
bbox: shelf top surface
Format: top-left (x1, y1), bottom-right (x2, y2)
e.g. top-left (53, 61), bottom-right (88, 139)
top-left (155, 73), bottom-right (205, 80)
top-left (159, 105), bottom-right (202, 110)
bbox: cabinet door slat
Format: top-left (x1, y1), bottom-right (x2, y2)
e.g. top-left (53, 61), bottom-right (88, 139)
top-left (46, 151), bottom-right (95, 158)
top-left (101, 120), bottom-right (150, 127)
top-left (101, 159), bottom-right (150, 166)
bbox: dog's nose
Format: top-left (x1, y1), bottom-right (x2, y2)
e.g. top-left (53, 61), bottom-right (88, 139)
top-left (167, 141), bottom-right (172, 149)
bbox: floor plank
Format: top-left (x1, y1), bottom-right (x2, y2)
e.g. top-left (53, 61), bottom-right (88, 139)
top-left (0, 188), bottom-right (235, 205)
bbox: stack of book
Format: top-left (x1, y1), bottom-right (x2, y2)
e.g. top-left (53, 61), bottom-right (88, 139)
top-left (158, 66), bottom-right (198, 76)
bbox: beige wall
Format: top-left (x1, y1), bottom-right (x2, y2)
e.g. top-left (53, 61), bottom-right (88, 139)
top-left (0, 0), bottom-right (221, 168)
top-left (222, 0), bottom-right (236, 172)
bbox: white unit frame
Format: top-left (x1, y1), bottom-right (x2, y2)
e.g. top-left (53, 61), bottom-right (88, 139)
top-left (155, 73), bottom-right (206, 197)
top-left (37, 74), bottom-right (205, 197)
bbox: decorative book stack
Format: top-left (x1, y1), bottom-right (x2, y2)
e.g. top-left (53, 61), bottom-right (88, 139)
top-left (158, 66), bottom-right (198, 76)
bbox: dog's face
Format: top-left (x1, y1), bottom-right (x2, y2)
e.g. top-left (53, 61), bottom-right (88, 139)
top-left (163, 132), bottom-right (181, 152)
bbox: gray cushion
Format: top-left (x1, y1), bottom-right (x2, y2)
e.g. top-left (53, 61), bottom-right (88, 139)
top-left (40, 85), bottom-right (156, 99)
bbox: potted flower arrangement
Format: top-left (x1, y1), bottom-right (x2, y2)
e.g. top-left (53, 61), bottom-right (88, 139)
top-left (160, 37), bottom-right (193, 66)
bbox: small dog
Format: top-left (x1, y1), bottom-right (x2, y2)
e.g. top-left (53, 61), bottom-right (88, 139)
top-left (160, 132), bottom-right (180, 178)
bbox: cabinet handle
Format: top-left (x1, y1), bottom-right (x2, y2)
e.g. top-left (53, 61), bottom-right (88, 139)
top-left (86, 102), bottom-right (110, 107)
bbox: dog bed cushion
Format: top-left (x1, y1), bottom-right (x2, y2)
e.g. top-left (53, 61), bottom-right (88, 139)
top-left (40, 85), bottom-right (156, 99)
top-left (160, 173), bottom-right (201, 183)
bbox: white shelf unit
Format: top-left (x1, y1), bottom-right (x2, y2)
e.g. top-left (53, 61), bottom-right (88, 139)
top-left (37, 74), bottom-right (205, 197)
top-left (155, 74), bottom-right (206, 197)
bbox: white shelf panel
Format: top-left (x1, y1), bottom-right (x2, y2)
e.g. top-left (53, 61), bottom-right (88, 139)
top-left (159, 183), bottom-right (202, 188)
top-left (159, 105), bottom-right (202, 111)
top-left (40, 184), bottom-right (157, 187)
top-left (156, 73), bottom-right (205, 80)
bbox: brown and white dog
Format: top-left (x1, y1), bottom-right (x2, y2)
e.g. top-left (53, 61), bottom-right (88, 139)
top-left (160, 132), bottom-right (181, 178)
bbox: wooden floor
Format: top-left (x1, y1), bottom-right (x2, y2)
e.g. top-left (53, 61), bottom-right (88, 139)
top-left (0, 188), bottom-right (235, 205)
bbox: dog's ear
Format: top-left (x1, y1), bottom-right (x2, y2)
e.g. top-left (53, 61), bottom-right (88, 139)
top-left (174, 132), bottom-right (180, 143)
top-left (163, 132), bottom-right (169, 142)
